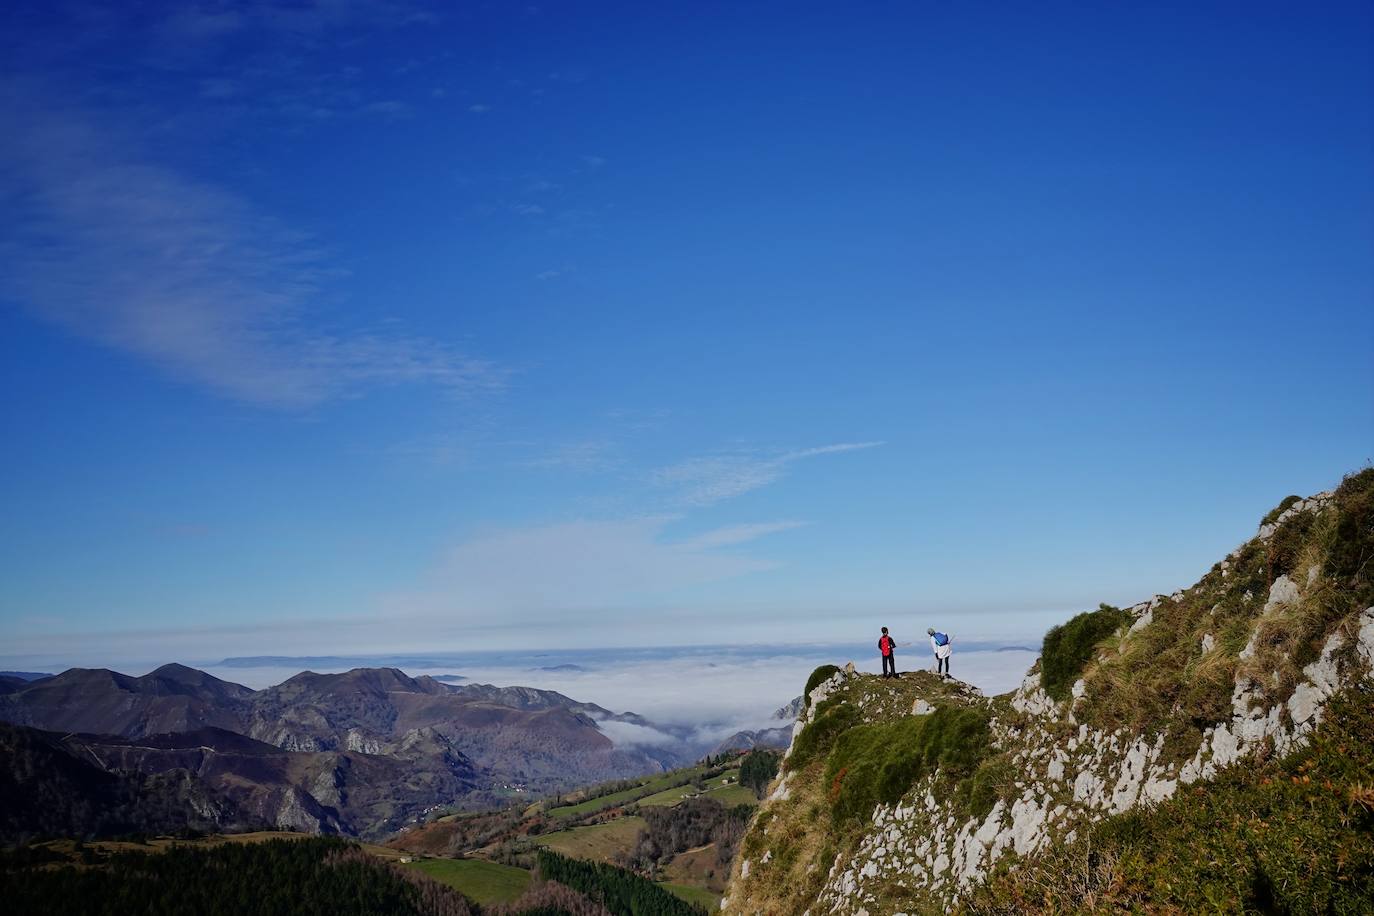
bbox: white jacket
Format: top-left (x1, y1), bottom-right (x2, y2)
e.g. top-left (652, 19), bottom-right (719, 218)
top-left (930, 635), bottom-right (952, 659)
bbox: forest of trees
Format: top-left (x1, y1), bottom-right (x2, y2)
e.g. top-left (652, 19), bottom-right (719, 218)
top-left (536, 850), bottom-right (707, 916)
top-left (2, 837), bottom-right (717, 916)
top-left (0, 837), bottom-right (477, 916)
top-left (738, 749), bottom-right (780, 799)
top-left (622, 797), bottom-right (752, 873)
top-left (0, 723), bottom-right (260, 845)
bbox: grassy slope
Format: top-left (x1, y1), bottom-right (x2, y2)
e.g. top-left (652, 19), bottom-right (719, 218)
top-left (661, 881), bottom-right (723, 910)
top-left (731, 671), bottom-right (989, 914)
top-left (1074, 469), bottom-right (1374, 765)
top-left (639, 768), bottom-right (748, 808)
top-left (661, 842), bottom-right (731, 894)
top-left (535, 816), bottom-right (647, 863)
top-left (389, 757), bottom-right (757, 911)
top-left (404, 858), bottom-right (532, 906)
top-left (967, 686), bottom-right (1374, 914)
top-left (637, 783), bottom-right (700, 807)
top-left (546, 765), bottom-right (711, 818)
top-left (702, 782), bottom-right (757, 807)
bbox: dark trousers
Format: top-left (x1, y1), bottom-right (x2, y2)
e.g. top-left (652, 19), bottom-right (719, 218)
top-left (936, 655), bottom-right (949, 676)
top-left (882, 654), bottom-right (896, 677)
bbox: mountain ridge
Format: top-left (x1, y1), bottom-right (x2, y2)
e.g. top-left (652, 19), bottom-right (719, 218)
top-left (724, 469), bottom-right (1374, 914)
top-left (0, 659), bottom-right (698, 840)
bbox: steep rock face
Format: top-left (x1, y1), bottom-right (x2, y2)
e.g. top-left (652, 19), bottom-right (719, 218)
top-left (724, 474), bottom-right (1374, 914)
top-left (66, 725), bottom-right (481, 839)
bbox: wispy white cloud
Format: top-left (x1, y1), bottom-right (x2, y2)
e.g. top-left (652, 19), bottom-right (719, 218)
top-left (524, 440), bottom-right (619, 472)
top-left (386, 516), bottom-right (796, 615)
top-left (652, 441), bottom-right (884, 507)
top-left (679, 521), bottom-right (808, 550)
top-left (0, 83), bottom-right (500, 409)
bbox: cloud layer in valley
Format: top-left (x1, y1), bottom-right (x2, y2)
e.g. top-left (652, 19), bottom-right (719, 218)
top-left (192, 645), bottom-right (1043, 747)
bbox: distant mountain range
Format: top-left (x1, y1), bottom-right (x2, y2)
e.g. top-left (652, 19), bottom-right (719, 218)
top-left (0, 663), bottom-right (696, 840)
top-left (712, 696), bottom-right (803, 754)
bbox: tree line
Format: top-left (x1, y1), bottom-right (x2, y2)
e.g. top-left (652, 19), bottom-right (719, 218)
top-left (738, 749), bottom-right (780, 799)
top-left (0, 837), bottom-right (476, 916)
top-left (2, 837), bottom-right (715, 916)
top-left (535, 850), bottom-right (707, 916)
top-left (620, 797), bottom-right (753, 874)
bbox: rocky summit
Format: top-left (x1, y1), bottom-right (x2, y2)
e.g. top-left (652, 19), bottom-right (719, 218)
top-left (723, 469), bottom-right (1374, 914)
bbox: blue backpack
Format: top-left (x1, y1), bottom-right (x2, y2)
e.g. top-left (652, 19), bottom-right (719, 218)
top-left (933, 632), bottom-right (949, 647)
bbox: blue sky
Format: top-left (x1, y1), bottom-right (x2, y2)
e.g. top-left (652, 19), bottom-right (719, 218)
top-left (1, 0), bottom-right (1371, 669)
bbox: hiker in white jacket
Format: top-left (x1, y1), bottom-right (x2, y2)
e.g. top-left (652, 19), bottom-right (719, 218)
top-left (927, 627), bottom-right (952, 677)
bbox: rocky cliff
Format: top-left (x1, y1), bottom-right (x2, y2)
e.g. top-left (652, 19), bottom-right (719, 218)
top-left (724, 470), bottom-right (1374, 914)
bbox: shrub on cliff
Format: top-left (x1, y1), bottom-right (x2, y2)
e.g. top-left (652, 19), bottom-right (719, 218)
top-left (1261, 494), bottom-right (1302, 527)
top-left (1040, 603), bottom-right (1131, 701)
top-left (786, 697), bottom-right (858, 771)
top-left (1328, 467), bottom-right (1374, 607)
top-left (803, 665), bottom-right (840, 707)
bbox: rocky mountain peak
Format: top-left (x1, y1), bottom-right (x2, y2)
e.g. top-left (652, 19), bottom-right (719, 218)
top-left (140, 663), bottom-right (253, 698)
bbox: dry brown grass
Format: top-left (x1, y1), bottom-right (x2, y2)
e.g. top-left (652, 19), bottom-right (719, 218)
top-left (962, 838), bottom-right (1128, 915)
top-left (728, 758), bottom-right (843, 916)
top-left (1082, 504), bottom-right (1351, 742)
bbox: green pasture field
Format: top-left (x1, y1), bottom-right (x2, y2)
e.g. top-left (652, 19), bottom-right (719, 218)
top-left (404, 858), bottom-right (531, 906)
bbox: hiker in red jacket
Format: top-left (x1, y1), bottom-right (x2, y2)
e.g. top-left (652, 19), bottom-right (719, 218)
top-left (879, 627), bottom-right (898, 679)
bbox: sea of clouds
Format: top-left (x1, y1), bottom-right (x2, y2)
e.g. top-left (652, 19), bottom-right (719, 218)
top-left (198, 642), bottom-right (1039, 749)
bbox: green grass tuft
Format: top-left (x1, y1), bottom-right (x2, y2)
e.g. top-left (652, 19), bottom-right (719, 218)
top-left (786, 697), bottom-right (858, 772)
top-left (1040, 604), bottom-right (1131, 701)
top-left (404, 857), bottom-right (531, 906)
top-left (954, 752), bottom-right (1017, 821)
top-left (823, 705), bottom-right (992, 827)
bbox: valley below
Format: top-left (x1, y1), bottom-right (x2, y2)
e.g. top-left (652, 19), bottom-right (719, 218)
top-left (4, 471), bottom-right (1374, 914)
